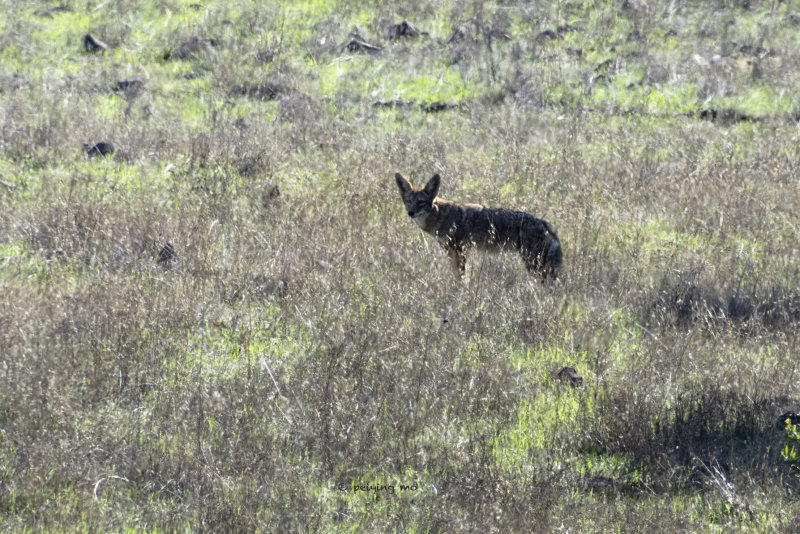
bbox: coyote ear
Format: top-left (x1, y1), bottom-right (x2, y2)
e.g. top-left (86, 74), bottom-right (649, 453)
top-left (395, 173), bottom-right (411, 195)
top-left (424, 174), bottom-right (440, 198)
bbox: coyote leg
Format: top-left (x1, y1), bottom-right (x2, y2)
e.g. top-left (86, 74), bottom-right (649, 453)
top-left (447, 246), bottom-right (466, 278)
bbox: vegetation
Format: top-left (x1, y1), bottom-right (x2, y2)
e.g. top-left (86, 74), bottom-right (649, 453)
top-left (1, 0), bottom-right (799, 531)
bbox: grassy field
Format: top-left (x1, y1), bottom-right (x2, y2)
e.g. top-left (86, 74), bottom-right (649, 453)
top-left (1, 0), bottom-right (799, 531)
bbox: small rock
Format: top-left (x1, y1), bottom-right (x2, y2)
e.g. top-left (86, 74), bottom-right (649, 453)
top-left (45, 248), bottom-right (66, 261)
top-left (345, 38), bottom-right (382, 54)
top-left (697, 108), bottom-right (754, 125)
top-left (622, 0), bottom-right (648, 12)
top-left (627, 30), bottom-right (645, 42)
top-left (384, 21), bottom-right (423, 40)
top-left (557, 366), bottom-right (584, 387)
top-left (157, 242), bottom-right (178, 264)
top-left (83, 142), bottom-right (115, 158)
top-left (261, 183), bottom-right (280, 208)
top-left (115, 77), bottom-right (145, 92)
top-left (83, 33), bottom-right (110, 54)
top-left (738, 44), bottom-right (771, 58)
top-left (557, 24), bottom-right (578, 36)
top-left (534, 29), bottom-right (558, 42)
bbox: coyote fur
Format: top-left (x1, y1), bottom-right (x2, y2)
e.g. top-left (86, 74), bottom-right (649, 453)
top-left (395, 173), bottom-right (562, 279)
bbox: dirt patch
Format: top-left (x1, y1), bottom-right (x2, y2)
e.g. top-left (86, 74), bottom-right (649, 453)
top-left (697, 108), bottom-right (757, 125)
top-left (164, 35), bottom-right (220, 60)
top-left (373, 100), bottom-right (461, 112)
top-left (231, 82), bottom-right (287, 101)
top-left (34, 4), bottom-right (69, 17)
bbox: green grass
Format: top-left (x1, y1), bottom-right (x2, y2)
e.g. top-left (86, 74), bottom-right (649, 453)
top-left (0, 0), bottom-right (799, 531)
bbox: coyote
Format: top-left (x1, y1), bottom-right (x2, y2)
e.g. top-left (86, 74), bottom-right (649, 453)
top-left (395, 173), bottom-right (562, 279)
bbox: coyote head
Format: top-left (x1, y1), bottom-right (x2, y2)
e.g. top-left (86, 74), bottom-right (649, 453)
top-left (395, 173), bottom-right (440, 219)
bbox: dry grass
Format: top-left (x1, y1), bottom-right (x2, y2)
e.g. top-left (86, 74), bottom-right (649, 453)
top-left (1, 0), bottom-right (799, 531)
